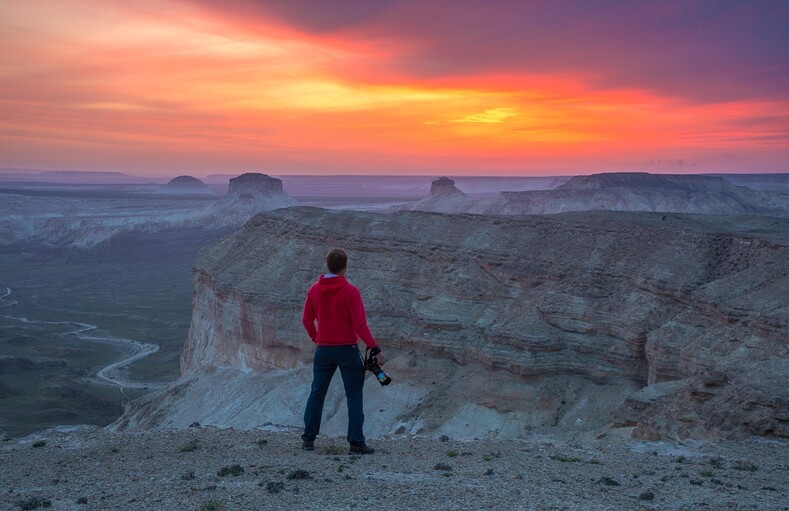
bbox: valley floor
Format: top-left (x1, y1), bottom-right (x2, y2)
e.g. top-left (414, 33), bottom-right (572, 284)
top-left (1, 427), bottom-right (787, 511)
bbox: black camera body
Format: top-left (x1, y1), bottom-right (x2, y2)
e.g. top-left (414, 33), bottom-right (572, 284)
top-left (364, 347), bottom-right (392, 386)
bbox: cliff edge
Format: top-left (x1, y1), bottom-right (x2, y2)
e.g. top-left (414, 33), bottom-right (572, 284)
top-left (115, 208), bottom-right (789, 440)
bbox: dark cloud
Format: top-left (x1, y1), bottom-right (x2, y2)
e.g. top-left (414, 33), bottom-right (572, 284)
top-left (184, 0), bottom-right (789, 102)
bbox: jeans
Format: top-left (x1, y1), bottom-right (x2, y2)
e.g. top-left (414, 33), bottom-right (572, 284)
top-left (302, 344), bottom-right (366, 445)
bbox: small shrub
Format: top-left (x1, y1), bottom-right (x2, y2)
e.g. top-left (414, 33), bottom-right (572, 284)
top-left (638, 491), bottom-right (655, 501)
top-left (447, 450), bottom-right (459, 458)
top-left (286, 469), bottom-right (311, 480)
top-left (264, 481), bottom-right (284, 494)
top-left (550, 455), bottom-right (580, 463)
top-left (217, 465), bottom-right (244, 477)
top-left (598, 476), bottom-right (620, 486)
top-left (709, 457), bottom-right (725, 469)
top-left (16, 497), bottom-right (52, 510)
top-left (733, 461), bottom-right (758, 472)
top-left (321, 444), bottom-right (345, 455)
top-left (180, 439), bottom-right (200, 453)
top-left (434, 462), bottom-right (453, 471)
top-left (700, 469), bottom-right (715, 478)
top-left (201, 501), bottom-right (221, 511)
top-left (675, 455), bottom-right (686, 464)
top-left (110, 447), bottom-right (119, 453)
top-left (256, 439), bottom-right (268, 449)
top-left (32, 440), bottom-right (46, 448)
top-left (587, 459), bottom-right (601, 465)
top-left (482, 454), bottom-right (492, 462)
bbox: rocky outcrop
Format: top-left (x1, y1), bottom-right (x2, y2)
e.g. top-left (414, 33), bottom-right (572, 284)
top-left (205, 173), bottom-right (296, 225)
top-left (156, 176), bottom-right (215, 196)
top-left (406, 177), bottom-right (476, 214)
top-left (473, 173), bottom-right (789, 216)
top-left (115, 207), bottom-right (789, 440)
top-left (430, 177), bottom-right (463, 197)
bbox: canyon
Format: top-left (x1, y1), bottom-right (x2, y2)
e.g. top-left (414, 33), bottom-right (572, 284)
top-left (115, 207), bottom-right (789, 441)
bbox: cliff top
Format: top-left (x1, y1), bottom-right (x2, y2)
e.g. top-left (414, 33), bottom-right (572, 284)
top-left (227, 173), bottom-right (284, 193)
top-left (163, 175), bottom-right (208, 188)
top-left (3, 426), bottom-right (786, 510)
top-left (429, 177), bottom-right (465, 197)
top-left (559, 172), bottom-right (737, 192)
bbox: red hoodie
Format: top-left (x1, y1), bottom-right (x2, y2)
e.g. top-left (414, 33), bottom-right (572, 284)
top-left (302, 275), bottom-right (377, 349)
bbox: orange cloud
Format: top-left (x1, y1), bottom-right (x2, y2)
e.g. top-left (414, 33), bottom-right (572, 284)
top-left (0, 0), bottom-right (786, 175)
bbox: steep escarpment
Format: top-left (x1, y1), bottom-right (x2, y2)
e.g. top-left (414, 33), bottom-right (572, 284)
top-left (473, 173), bottom-right (789, 216)
top-left (205, 173), bottom-right (296, 225)
top-left (405, 177), bottom-right (476, 214)
top-left (124, 208), bottom-right (788, 440)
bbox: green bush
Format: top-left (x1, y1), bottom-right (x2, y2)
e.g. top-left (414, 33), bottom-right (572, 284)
top-left (201, 500), bottom-right (221, 511)
top-left (180, 439), bottom-right (200, 453)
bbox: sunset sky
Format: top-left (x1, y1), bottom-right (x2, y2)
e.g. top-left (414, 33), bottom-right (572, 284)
top-left (1, 0), bottom-right (787, 176)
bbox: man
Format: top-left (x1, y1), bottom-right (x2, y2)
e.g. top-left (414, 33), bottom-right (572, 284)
top-left (301, 248), bottom-right (384, 454)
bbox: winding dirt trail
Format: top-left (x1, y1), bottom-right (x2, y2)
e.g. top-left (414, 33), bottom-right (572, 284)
top-left (0, 286), bottom-right (169, 392)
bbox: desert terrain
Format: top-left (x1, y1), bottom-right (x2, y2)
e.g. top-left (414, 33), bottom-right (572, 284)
top-left (1, 171), bottom-right (788, 511)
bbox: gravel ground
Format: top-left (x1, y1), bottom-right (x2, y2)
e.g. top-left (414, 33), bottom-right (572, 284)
top-left (1, 426), bottom-right (787, 511)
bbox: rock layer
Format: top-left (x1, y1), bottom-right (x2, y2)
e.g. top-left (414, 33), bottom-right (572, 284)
top-left (206, 173), bottom-right (296, 224)
top-left (407, 177), bottom-right (475, 214)
top-left (130, 208), bottom-right (789, 440)
top-left (473, 173), bottom-right (789, 216)
top-left (429, 177), bottom-right (463, 197)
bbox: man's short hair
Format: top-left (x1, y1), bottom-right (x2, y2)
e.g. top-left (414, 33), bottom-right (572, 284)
top-left (326, 248), bottom-right (348, 274)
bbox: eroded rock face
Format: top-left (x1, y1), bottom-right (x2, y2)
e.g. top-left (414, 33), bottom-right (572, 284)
top-left (430, 177), bottom-right (464, 197)
top-left (170, 207), bottom-right (789, 440)
top-left (206, 173), bottom-right (296, 225)
top-left (474, 173), bottom-right (789, 216)
top-left (227, 172), bottom-right (286, 195)
top-left (405, 173), bottom-right (789, 216)
top-left (407, 177), bottom-right (474, 214)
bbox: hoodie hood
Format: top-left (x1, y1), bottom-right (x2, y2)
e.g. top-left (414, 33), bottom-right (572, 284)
top-left (317, 274), bottom-right (348, 296)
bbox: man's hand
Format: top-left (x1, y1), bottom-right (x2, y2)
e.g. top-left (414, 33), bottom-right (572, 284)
top-left (376, 352), bottom-right (385, 366)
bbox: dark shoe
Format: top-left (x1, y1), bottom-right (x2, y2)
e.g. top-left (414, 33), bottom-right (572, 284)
top-left (349, 443), bottom-right (375, 455)
top-left (302, 440), bottom-right (315, 451)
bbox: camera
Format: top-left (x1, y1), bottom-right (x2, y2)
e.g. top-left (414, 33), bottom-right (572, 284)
top-left (364, 347), bottom-right (392, 386)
